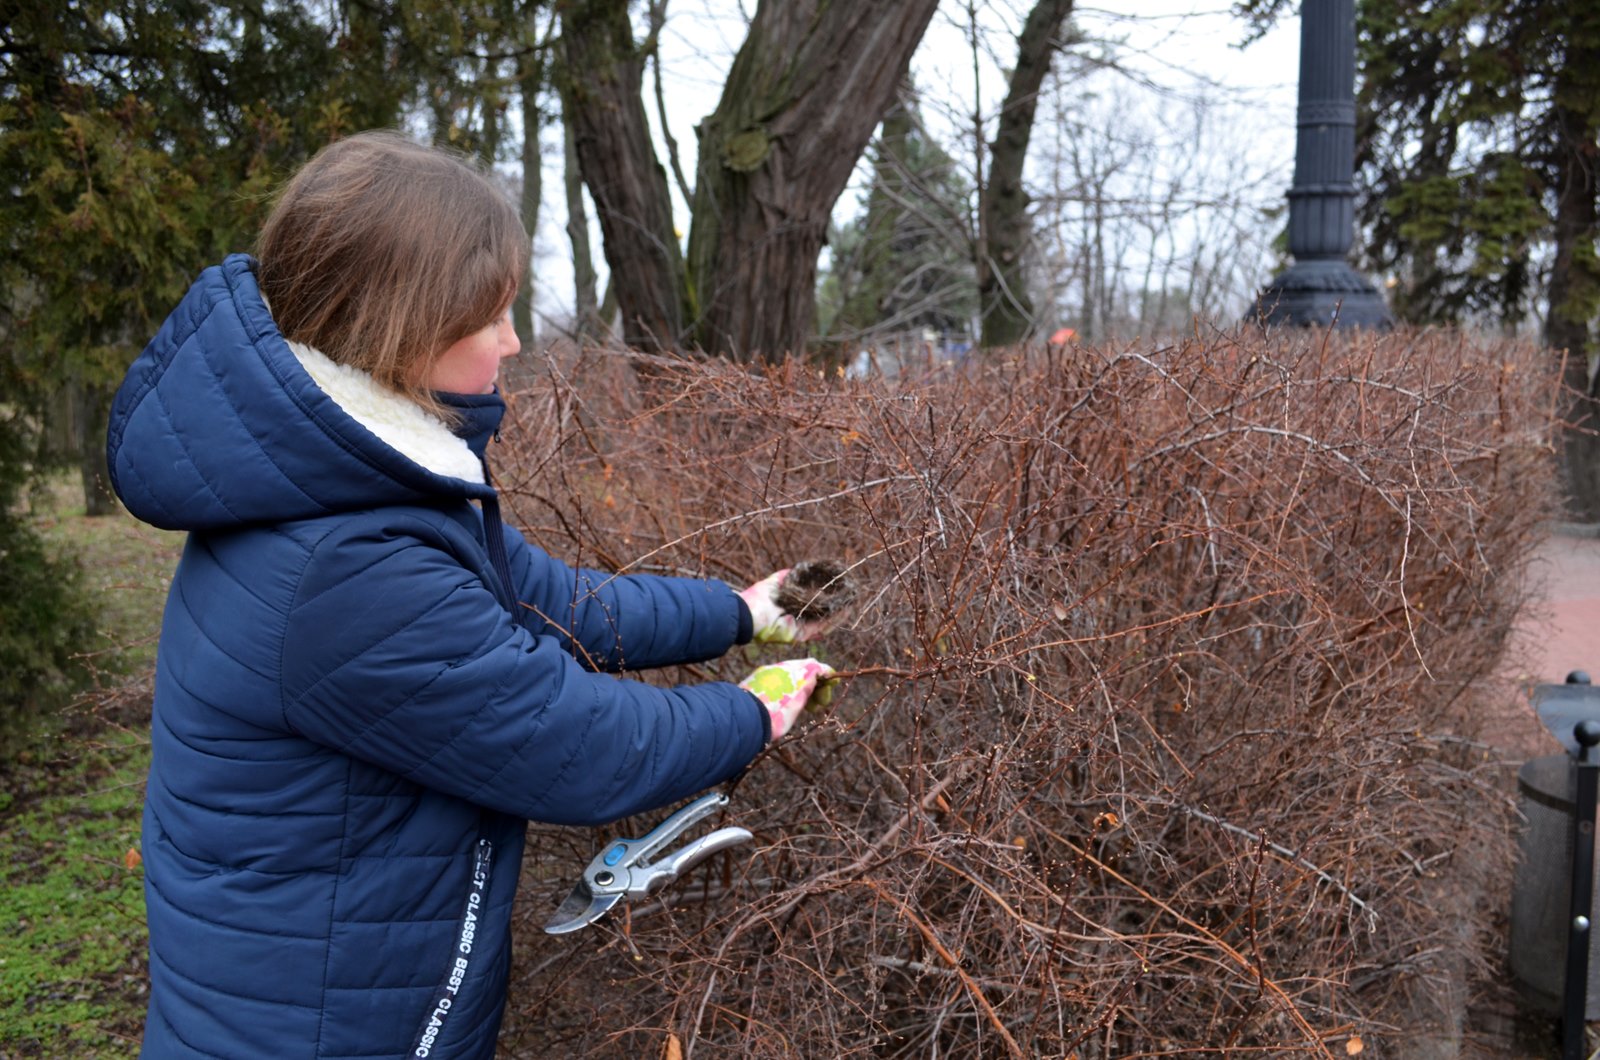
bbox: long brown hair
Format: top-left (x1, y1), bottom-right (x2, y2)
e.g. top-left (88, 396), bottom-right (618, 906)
top-left (257, 130), bottom-right (529, 418)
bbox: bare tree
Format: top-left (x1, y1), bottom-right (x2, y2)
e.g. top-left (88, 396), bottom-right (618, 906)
top-left (977, 0), bottom-right (1076, 348)
top-left (814, 1), bottom-right (1090, 356)
top-left (685, 0), bottom-right (942, 360)
top-left (558, 0), bottom-right (688, 352)
top-left (1032, 79), bottom-right (1282, 339)
top-left (561, 0), bottom-right (940, 360)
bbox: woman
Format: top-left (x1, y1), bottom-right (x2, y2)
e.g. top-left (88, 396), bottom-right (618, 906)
top-left (106, 130), bottom-right (834, 1059)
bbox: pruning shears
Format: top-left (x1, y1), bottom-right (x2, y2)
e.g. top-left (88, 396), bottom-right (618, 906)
top-left (543, 792), bottom-right (752, 934)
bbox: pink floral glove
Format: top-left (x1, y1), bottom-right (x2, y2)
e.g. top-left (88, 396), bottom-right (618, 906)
top-left (738, 566), bottom-right (849, 643)
top-left (738, 569), bottom-right (804, 643)
top-left (739, 659), bottom-right (838, 740)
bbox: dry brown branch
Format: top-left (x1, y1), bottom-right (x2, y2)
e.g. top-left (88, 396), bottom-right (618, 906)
top-left (498, 328), bottom-right (1556, 1058)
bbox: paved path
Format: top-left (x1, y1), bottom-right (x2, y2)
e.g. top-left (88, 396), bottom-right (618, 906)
top-left (1500, 529), bottom-right (1600, 760)
top-left (1482, 531), bottom-right (1600, 1056)
top-left (1511, 531), bottom-right (1600, 686)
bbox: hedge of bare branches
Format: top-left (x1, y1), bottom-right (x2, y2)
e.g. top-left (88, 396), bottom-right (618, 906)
top-left (493, 328), bottom-right (1556, 1058)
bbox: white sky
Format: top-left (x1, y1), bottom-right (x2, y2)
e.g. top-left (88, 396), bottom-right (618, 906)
top-left (526, 0), bottom-right (1303, 332)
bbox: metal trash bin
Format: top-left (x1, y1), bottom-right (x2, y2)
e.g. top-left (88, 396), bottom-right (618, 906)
top-left (1510, 674), bottom-right (1600, 1059)
top-left (1511, 753), bottom-right (1600, 1016)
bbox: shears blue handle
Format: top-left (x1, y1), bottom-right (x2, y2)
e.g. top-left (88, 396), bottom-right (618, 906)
top-left (582, 793), bottom-right (751, 899)
top-left (545, 792), bottom-right (752, 933)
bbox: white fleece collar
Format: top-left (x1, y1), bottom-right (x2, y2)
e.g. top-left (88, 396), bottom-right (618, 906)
top-left (288, 341), bottom-right (485, 485)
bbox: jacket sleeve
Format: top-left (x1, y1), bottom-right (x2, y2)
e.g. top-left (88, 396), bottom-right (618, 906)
top-left (278, 513), bottom-right (768, 825)
top-left (502, 522), bottom-right (750, 672)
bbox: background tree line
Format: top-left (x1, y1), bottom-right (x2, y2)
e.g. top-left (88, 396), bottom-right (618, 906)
top-left (3, 0), bottom-right (1598, 719)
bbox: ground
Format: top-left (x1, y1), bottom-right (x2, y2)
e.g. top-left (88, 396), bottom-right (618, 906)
top-left (0, 489), bottom-right (180, 1058)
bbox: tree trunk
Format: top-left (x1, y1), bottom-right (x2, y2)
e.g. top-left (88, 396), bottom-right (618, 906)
top-left (515, 48), bottom-right (543, 347)
top-left (76, 382), bottom-right (116, 517)
top-left (559, 0), bottom-right (686, 352)
top-left (978, 0), bottom-right (1074, 349)
top-left (1548, 28), bottom-right (1600, 521)
top-left (686, 0), bottom-right (940, 361)
top-left (561, 78), bottom-right (602, 345)
top-left (479, 57), bottom-right (502, 166)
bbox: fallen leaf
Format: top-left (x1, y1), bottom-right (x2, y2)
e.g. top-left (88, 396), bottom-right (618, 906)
top-left (1346, 1036), bottom-right (1364, 1056)
top-left (124, 847), bottom-right (142, 871)
top-left (662, 1032), bottom-right (683, 1060)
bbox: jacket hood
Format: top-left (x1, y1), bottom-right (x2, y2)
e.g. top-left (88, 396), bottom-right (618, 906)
top-left (107, 254), bottom-right (502, 532)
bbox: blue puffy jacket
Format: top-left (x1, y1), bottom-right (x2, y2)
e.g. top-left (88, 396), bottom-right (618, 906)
top-left (107, 255), bottom-right (769, 1059)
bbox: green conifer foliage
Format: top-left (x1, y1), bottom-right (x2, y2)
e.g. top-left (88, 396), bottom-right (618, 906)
top-left (1356, 0), bottom-right (1600, 335)
top-left (0, 1), bottom-right (538, 736)
top-left (819, 92), bottom-right (977, 346)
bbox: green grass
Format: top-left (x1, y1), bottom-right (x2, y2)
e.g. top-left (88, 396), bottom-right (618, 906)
top-left (0, 728), bottom-right (152, 1056)
top-left (0, 482), bottom-right (182, 1057)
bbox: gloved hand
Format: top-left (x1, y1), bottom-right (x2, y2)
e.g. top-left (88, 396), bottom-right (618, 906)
top-left (739, 659), bottom-right (838, 740)
top-left (737, 566), bottom-right (845, 644)
top-left (738, 569), bottom-right (804, 643)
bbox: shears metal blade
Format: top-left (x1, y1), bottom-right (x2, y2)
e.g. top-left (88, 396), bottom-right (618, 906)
top-left (543, 792), bottom-right (752, 934)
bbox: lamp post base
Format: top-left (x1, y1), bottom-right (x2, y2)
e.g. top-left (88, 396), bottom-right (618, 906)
top-left (1252, 259), bottom-right (1393, 329)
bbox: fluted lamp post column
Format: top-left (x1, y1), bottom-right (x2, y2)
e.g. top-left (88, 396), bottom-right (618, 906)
top-left (1255, 0), bottom-right (1392, 328)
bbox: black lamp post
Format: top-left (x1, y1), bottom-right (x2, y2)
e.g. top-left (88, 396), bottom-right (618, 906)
top-left (1254, 0), bottom-right (1392, 328)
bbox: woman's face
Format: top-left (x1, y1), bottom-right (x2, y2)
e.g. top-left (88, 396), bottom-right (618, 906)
top-left (426, 309), bottom-right (519, 395)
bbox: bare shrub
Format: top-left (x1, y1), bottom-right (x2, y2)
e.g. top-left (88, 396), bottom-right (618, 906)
top-left (494, 327), bottom-right (1555, 1058)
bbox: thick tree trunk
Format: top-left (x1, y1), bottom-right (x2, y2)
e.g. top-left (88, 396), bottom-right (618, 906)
top-left (558, 0), bottom-right (685, 352)
top-left (978, 0), bottom-right (1074, 349)
top-left (1548, 36), bottom-right (1600, 521)
top-left (686, 0), bottom-right (940, 361)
